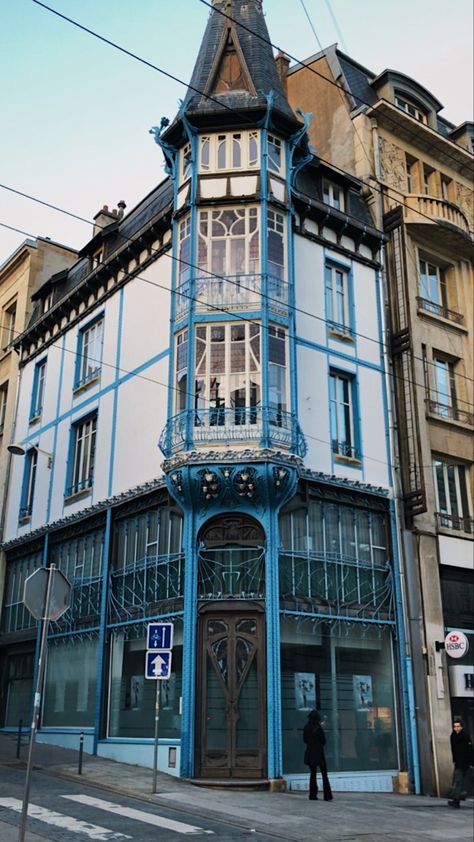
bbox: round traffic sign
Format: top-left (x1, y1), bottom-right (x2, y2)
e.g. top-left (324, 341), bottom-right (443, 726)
top-left (23, 567), bottom-right (72, 621)
top-left (444, 630), bottom-right (469, 659)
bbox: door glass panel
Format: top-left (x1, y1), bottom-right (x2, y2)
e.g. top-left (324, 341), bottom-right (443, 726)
top-left (211, 637), bottom-right (229, 684)
top-left (204, 653), bottom-right (228, 751)
top-left (235, 654), bottom-right (259, 749)
top-left (236, 619), bottom-right (256, 635)
top-left (235, 636), bottom-right (254, 685)
top-left (208, 619), bottom-right (228, 636)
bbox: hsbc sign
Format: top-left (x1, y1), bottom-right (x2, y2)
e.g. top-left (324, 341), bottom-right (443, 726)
top-left (444, 630), bottom-right (469, 659)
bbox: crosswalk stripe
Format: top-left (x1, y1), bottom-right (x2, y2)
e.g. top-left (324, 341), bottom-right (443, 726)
top-left (62, 794), bottom-right (214, 835)
top-left (0, 797), bottom-right (131, 840)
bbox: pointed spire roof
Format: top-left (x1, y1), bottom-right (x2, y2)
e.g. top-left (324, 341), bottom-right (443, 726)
top-left (178, 0), bottom-right (298, 131)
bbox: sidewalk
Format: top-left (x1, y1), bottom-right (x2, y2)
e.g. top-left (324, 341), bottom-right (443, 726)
top-left (1, 733), bottom-right (473, 841)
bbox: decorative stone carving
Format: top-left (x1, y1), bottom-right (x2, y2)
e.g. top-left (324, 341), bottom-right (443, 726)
top-left (379, 138), bottom-right (407, 192)
top-left (454, 182), bottom-right (474, 230)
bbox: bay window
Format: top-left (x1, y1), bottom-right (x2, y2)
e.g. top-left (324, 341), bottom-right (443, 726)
top-left (198, 207), bottom-right (259, 278)
top-left (200, 131), bottom-right (259, 172)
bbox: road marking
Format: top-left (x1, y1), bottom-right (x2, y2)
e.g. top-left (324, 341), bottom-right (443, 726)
top-left (62, 794), bottom-right (214, 835)
top-left (0, 797), bottom-right (131, 840)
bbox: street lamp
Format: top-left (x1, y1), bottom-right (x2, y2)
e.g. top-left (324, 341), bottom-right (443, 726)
top-left (8, 442), bottom-right (53, 469)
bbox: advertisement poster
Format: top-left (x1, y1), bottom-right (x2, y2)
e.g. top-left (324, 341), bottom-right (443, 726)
top-left (295, 672), bottom-right (317, 710)
top-left (353, 675), bottom-right (372, 711)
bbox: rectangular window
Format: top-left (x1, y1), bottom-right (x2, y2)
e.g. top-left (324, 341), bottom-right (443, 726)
top-left (267, 134), bottom-right (283, 174)
top-left (432, 356), bottom-right (457, 415)
top-left (419, 258), bottom-right (447, 307)
top-left (323, 180), bottom-right (344, 211)
top-left (395, 95), bottom-right (427, 123)
top-left (2, 301), bottom-right (17, 350)
top-left (30, 359), bottom-right (47, 420)
top-left (330, 370), bottom-right (360, 460)
top-left (433, 457), bottom-right (471, 532)
top-left (198, 207), bottom-right (259, 278)
top-left (182, 142), bottom-right (192, 181)
top-left (405, 154), bottom-right (417, 193)
top-left (423, 164), bottom-right (435, 195)
top-left (269, 325), bottom-right (287, 424)
top-left (75, 317), bottom-right (103, 389)
top-left (200, 132), bottom-right (259, 172)
top-left (325, 262), bottom-right (352, 337)
top-left (19, 449), bottom-right (38, 520)
top-left (267, 209), bottom-right (285, 282)
top-left (66, 413), bottom-right (97, 498)
top-left (43, 637), bottom-right (98, 728)
top-left (0, 383), bottom-right (8, 435)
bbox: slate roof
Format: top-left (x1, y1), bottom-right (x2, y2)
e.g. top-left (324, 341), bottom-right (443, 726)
top-left (337, 55), bottom-right (377, 110)
top-left (181, 0), bottom-right (297, 126)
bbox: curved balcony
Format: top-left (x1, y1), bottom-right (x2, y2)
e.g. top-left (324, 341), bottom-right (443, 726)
top-left (159, 406), bottom-right (307, 459)
top-left (175, 273), bottom-right (289, 319)
top-left (404, 194), bottom-right (470, 234)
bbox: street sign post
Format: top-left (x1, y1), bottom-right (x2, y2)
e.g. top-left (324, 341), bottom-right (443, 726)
top-left (145, 622), bottom-right (174, 793)
top-left (18, 565), bottom-right (71, 842)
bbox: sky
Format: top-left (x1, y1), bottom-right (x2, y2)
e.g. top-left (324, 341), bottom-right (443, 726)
top-left (1, 0), bottom-right (472, 262)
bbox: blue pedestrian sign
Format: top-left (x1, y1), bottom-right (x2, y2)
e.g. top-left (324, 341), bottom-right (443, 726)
top-left (145, 650), bottom-right (172, 680)
top-left (147, 622), bottom-right (173, 650)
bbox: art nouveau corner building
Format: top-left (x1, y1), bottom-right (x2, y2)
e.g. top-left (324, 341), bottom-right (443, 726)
top-left (0, 1), bottom-right (416, 791)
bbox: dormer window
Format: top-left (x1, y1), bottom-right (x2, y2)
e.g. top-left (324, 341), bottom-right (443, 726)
top-left (200, 132), bottom-right (259, 172)
top-left (323, 180), bottom-right (344, 211)
top-left (92, 247), bottom-right (104, 269)
top-left (42, 291), bottom-right (54, 314)
top-left (395, 94), bottom-right (427, 124)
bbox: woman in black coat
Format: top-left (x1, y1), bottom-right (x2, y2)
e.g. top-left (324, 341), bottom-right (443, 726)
top-left (303, 709), bottom-right (333, 801)
top-left (448, 717), bottom-right (474, 808)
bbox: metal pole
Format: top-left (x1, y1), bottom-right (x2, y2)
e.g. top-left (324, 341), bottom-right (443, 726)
top-left (18, 565), bottom-right (54, 842)
top-left (16, 720), bottom-right (23, 759)
top-left (78, 731), bottom-right (84, 775)
top-left (152, 680), bottom-right (161, 794)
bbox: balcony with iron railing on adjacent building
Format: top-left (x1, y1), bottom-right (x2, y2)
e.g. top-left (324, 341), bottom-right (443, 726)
top-left (174, 273), bottom-right (288, 319)
top-left (159, 406), bottom-right (307, 459)
top-left (426, 398), bottom-right (474, 427)
top-left (436, 512), bottom-right (474, 534)
top-left (416, 296), bottom-right (465, 326)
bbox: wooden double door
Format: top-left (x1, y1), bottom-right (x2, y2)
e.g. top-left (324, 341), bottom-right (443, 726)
top-left (195, 602), bottom-right (267, 779)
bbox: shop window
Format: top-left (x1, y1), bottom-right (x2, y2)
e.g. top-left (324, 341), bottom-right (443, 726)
top-left (50, 528), bottom-right (105, 621)
top-left (19, 449), bottom-right (38, 521)
top-left (65, 412), bottom-right (97, 499)
top-left (4, 652), bottom-right (34, 727)
top-left (42, 636), bottom-right (98, 727)
top-left (329, 370), bottom-right (360, 461)
top-left (441, 568), bottom-right (474, 630)
top-left (280, 620), bottom-right (398, 774)
top-left (1, 551), bottom-right (42, 633)
top-left (75, 316), bottom-right (103, 390)
top-left (108, 629), bottom-right (182, 738)
top-left (30, 358), bottom-right (47, 420)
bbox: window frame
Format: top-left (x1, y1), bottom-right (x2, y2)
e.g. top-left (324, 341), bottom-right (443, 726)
top-left (433, 456), bottom-right (472, 531)
top-left (395, 94), bottom-right (428, 124)
top-left (418, 256), bottom-right (447, 307)
top-left (329, 369), bottom-right (361, 462)
top-left (199, 131), bottom-right (260, 173)
top-left (2, 300), bottom-right (17, 350)
top-left (322, 180), bottom-right (344, 211)
top-left (432, 355), bottom-right (457, 413)
top-left (74, 315), bottom-right (104, 391)
top-left (30, 358), bottom-right (47, 421)
top-left (325, 260), bottom-right (354, 339)
top-left (19, 448), bottom-right (38, 521)
top-left (66, 412), bottom-right (98, 499)
top-left (0, 382), bottom-right (8, 435)
top-left (267, 134), bottom-right (284, 175)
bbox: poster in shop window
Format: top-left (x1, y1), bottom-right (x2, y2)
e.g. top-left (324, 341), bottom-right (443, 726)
top-left (295, 672), bottom-right (317, 710)
top-left (353, 675), bottom-right (373, 711)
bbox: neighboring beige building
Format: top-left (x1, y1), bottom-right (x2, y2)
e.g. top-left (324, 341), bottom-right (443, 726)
top-left (286, 47), bottom-right (474, 796)
top-left (0, 237), bottom-right (77, 602)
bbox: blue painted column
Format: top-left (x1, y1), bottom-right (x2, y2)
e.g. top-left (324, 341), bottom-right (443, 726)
top-left (179, 501), bottom-right (198, 777)
top-left (260, 127), bottom-right (270, 448)
top-left (93, 506), bottom-right (112, 754)
top-left (265, 493), bottom-right (283, 779)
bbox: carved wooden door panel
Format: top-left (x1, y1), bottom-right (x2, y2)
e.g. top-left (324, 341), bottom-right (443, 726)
top-left (196, 605), bottom-right (266, 778)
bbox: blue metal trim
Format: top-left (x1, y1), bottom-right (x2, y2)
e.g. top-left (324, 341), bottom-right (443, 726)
top-left (107, 611), bottom-right (184, 631)
top-left (388, 499), bottom-right (420, 794)
top-left (73, 311), bottom-right (105, 389)
top-left (46, 336), bottom-right (66, 523)
top-left (280, 609), bottom-right (396, 626)
top-left (93, 507), bottom-right (112, 755)
top-left (179, 510), bottom-right (198, 777)
top-left (353, 366), bottom-right (364, 475)
top-left (296, 336), bottom-right (383, 373)
top-left (100, 738), bottom-right (181, 745)
top-left (266, 487), bottom-right (282, 778)
top-left (107, 288), bottom-right (124, 497)
top-left (260, 129), bottom-right (270, 448)
top-left (285, 140), bottom-right (299, 454)
top-left (48, 626), bottom-right (101, 640)
top-left (29, 357), bottom-right (47, 421)
top-left (375, 270), bottom-right (393, 487)
top-left (19, 348), bottom-right (170, 447)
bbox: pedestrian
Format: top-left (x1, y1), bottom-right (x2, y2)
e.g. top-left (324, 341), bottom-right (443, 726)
top-left (448, 717), bottom-right (474, 809)
top-left (303, 709), bottom-right (333, 801)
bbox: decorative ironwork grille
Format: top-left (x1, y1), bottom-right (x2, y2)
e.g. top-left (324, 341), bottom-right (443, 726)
top-left (1, 549), bottom-right (43, 633)
top-left (197, 545), bottom-right (265, 600)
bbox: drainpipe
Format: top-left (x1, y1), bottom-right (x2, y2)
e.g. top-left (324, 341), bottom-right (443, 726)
top-left (371, 118), bottom-right (421, 794)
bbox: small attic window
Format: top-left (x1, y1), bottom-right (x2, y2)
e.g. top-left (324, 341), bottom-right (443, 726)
top-left (92, 247), bottom-right (104, 269)
top-left (395, 94), bottom-right (428, 124)
top-left (42, 292), bottom-right (54, 314)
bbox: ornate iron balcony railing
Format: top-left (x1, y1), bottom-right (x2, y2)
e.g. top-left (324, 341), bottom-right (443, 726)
top-left (159, 406), bottom-right (307, 458)
top-left (175, 273), bottom-right (288, 318)
top-left (426, 398), bottom-right (474, 426)
top-left (436, 512), bottom-right (473, 534)
top-left (416, 296), bottom-right (464, 324)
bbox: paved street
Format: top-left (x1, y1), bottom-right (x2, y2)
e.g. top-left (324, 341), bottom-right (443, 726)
top-left (0, 734), bottom-right (472, 842)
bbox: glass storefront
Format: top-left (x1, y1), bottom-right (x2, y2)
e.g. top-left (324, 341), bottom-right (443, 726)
top-left (281, 618), bottom-right (398, 774)
top-left (42, 635), bottom-right (98, 727)
top-left (108, 627), bottom-right (182, 739)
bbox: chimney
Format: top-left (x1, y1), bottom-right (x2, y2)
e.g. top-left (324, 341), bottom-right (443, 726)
top-left (93, 204), bottom-right (116, 237)
top-left (275, 51), bottom-right (290, 96)
top-left (117, 200), bottom-right (127, 220)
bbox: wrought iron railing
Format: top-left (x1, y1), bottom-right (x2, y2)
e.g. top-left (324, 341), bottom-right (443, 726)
top-left (279, 551), bottom-right (393, 616)
top-left (332, 440), bottom-right (361, 460)
top-left (436, 512), bottom-right (473, 534)
top-left (159, 406), bottom-right (307, 457)
top-left (198, 546), bottom-right (265, 600)
top-left (175, 273), bottom-right (288, 318)
top-left (109, 553), bottom-right (184, 621)
top-left (416, 296), bottom-right (464, 324)
top-left (426, 399), bottom-right (474, 426)
top-left (50, 575), bottom-right (102, 631)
